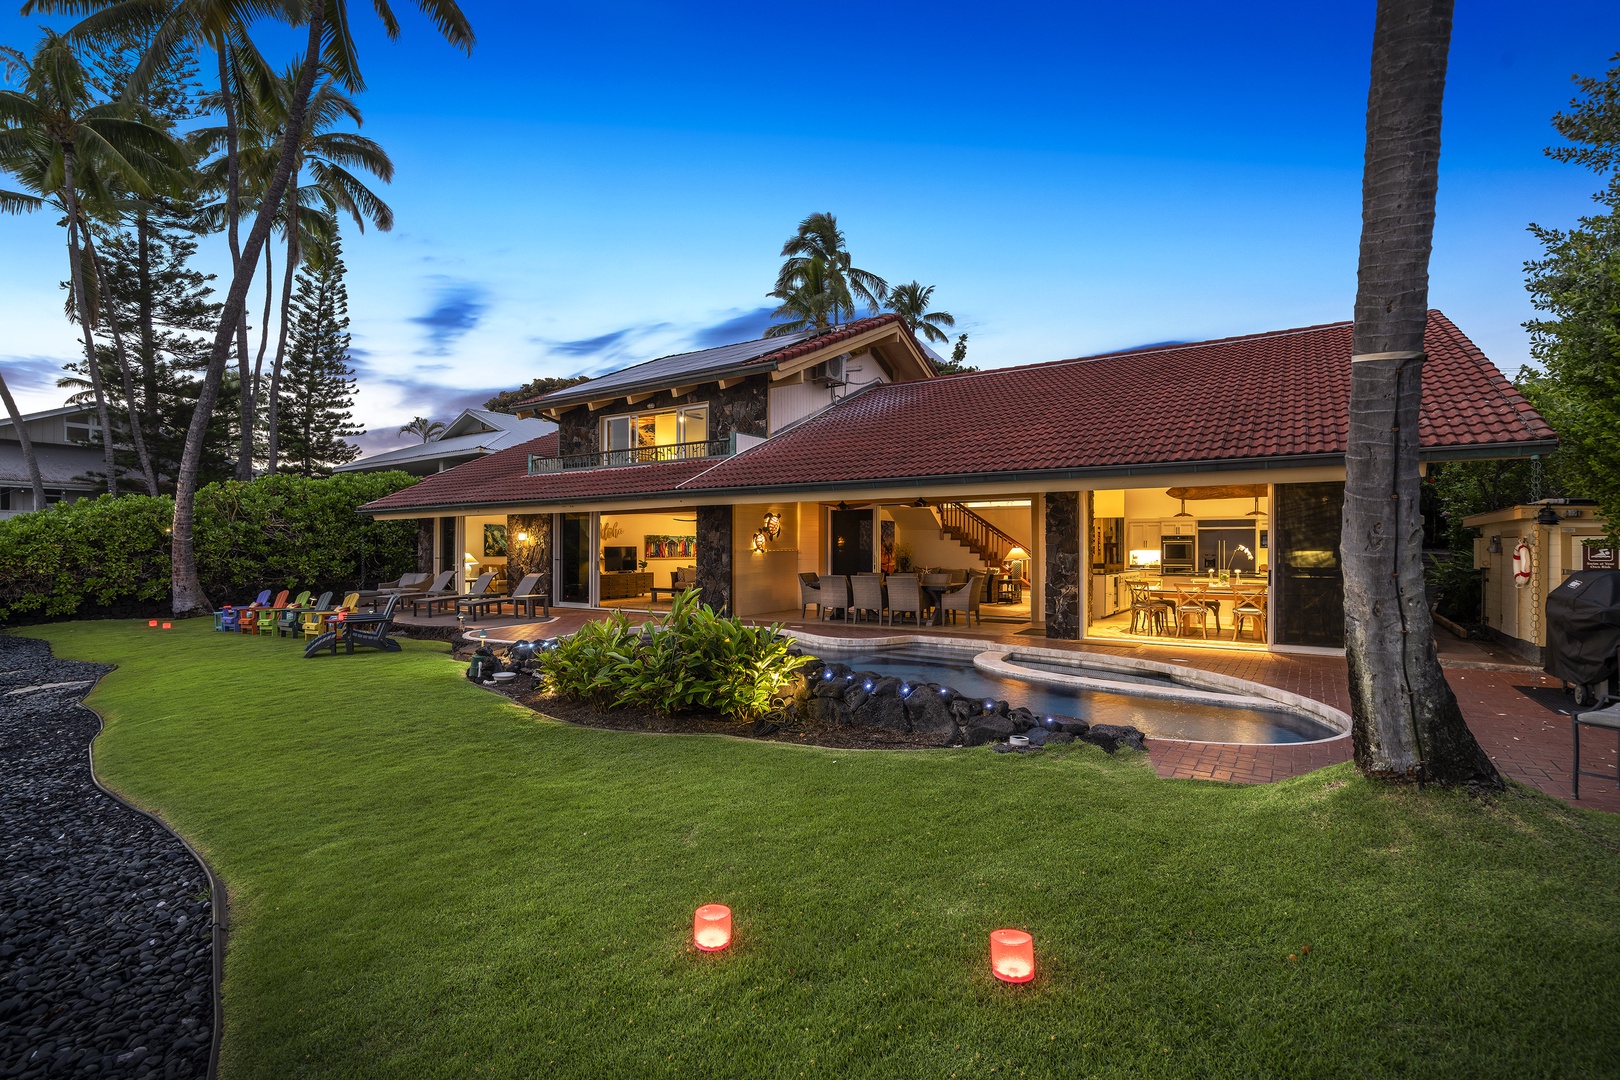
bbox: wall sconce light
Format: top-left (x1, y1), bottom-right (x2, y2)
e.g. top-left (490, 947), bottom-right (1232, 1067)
top-left (752, 530), bottom-right (768, 554)
top-left (759, 511), bottom-right (782, 540)
top-left (694, 904), bottom-right (732, 952)
top-left (989, 928), bottom-right (1034, 983)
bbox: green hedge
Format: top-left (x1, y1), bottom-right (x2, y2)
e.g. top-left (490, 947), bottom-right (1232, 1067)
top-left (0, 471), bottom-right (421, 624)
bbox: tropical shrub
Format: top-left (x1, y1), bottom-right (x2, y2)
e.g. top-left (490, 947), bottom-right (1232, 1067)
top-left (541, 589), bottom-right (809, 722)
top-left (0, 471), bottom-right (419, 624)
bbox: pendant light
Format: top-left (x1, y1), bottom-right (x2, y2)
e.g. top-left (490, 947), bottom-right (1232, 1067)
top-left (1246, 497), bottom-right (1265, 517)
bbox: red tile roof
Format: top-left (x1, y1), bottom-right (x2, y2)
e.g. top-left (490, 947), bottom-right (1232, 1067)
top-left (363, 312), bottom-right (1553, 514)
top-left (681, 311), bottom-right (1553, 493)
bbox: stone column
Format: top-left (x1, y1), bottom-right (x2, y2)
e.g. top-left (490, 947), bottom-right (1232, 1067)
top-left (506, 514), bottom-right (553, 602)
top-left (1044, 492), bottom-right (1081, 639)
top-left (696, 505), bottom-right (734, 614)
top-left (416, 519), bottom-right (434, 574)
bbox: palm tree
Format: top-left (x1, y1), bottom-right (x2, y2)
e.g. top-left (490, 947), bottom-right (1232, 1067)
top-left (772, 212), bottom-right (887, 330)
top-left (0, 367), bottom-right (47, 509)
top-left (764, 255), bottom-right (840, 337)
top-left (0, 34), bottom-right (184, 496)
top-left (196, 60), bottom-right (393, 472)
top-left (1342, 0), bottom-right (1499, 788)
top-left (399, 416), bottom-right (445, 443)
top-left (883, 281), bottom-right (956, 345)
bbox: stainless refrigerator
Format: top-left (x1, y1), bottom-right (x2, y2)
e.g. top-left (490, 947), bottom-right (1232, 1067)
top-left (1197, 526), bottom-right (1257, 575)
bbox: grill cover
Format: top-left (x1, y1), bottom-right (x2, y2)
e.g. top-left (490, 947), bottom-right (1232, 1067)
top-left (1544, 569), bottom-right (1620, 687)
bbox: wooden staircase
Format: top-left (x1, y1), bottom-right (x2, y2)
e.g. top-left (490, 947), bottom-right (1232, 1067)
top-left (935, 502), bottom-right (1024, 566)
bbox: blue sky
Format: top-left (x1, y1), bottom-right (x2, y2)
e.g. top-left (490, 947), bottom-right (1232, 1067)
top-left (3, 1), bottom-right (1618, 455)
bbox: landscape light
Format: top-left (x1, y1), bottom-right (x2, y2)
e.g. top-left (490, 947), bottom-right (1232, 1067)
top-left (694, 904), bottom-right (732, 952)
top-left (161, 622), bottom-right (172, 630)
top-left (148, 619), bottom-right (158, 627)
top-left (989, 929), bottom-right (1035, 983)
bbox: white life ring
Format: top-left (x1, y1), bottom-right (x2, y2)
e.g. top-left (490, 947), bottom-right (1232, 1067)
top-left (1512, 539), bottom-right (1534, 588)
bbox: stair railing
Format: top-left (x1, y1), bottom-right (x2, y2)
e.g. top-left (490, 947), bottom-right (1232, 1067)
top-left (936, 502), bottom-right (1025, 566)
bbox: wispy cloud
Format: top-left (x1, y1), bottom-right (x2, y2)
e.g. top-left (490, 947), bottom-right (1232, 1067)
top-left (0, 354), bottom-right (70, 395)
top-left (410, 281), bottom-right (489, 356)
top-left (690, 306), bottom-right (777, 348)
top-left (533, 321), bottom-right (675, 377)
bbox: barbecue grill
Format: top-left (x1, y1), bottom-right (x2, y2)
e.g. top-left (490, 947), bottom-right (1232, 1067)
top-left (1545, 569), bottom-right (1620, 705)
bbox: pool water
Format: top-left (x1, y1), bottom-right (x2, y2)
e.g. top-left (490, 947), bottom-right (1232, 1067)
top-left (808, 646), bottom-right (1338, 744)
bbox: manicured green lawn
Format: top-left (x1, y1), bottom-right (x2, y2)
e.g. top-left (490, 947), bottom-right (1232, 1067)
top-left (24, 619), bottom-right (1620, 1078)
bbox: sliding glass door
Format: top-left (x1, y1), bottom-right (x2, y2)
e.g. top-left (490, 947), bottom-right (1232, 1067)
top-left (557, 512), bottom-right (593, 604)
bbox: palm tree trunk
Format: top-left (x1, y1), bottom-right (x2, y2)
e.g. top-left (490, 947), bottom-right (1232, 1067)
top-left (216, 45), bottom-right (256, 483)
top-left (170, 1), bottom-right (328, 615)
top-left (251, 241), bottom-right (272, 440)
top-left (60, 165), bottom-right (118, 497)
top-left (0, 367), bottom-right (46, 510)
top-left (266, 204), bottom-right (298, 473)
top-left (83, 230), bottom-right (160, 495)
top-left (1343, 0), bottom-right (1499, 789)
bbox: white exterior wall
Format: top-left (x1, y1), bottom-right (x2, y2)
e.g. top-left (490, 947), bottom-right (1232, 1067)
top-left (767, 350), bottom-right (891, 434)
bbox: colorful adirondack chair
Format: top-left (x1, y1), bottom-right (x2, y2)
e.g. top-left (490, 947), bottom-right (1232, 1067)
top-left (275, 591), bottom-right (315, 637)
top-left (301, 593), bottom-right (357, 640)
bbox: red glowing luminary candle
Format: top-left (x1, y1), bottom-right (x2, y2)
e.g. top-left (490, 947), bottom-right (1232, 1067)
top-left (693, 904), bottom-right (732, 952)
top-left (989, 929), bottom-right (1034, 983)
top-left (161, 622), bottom-right (172, 630)
top-left (148, 619), bottom-right (159, 627)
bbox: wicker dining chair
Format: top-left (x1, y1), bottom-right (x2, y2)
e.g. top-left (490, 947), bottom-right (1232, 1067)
top-left (850, 573), bottom-right (886, 623)
top-left (819, 575), bottom-right (851, 621)
top-left (885, 574), bottom-right (924, 626)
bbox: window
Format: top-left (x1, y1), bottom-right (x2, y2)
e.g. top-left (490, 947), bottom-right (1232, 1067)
top-left (0, 488), bottom-right (10, 511)
top-left (602, 405), bottom-right (709, 464)
top-left (64, 417), bottom-right (102, 444)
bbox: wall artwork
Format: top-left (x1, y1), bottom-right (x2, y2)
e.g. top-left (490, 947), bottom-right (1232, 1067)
top-left (644, 534), bottom-right (697, 559)
top-left (483, 523), bottom-right (508, 558)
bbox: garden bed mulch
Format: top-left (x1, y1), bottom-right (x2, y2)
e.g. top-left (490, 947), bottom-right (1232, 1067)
top-left (482, 675), bottom-right (955, 750)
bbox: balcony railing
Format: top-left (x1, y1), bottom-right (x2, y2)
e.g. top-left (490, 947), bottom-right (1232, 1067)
top-left (529, 436), bottom-right (736, 475)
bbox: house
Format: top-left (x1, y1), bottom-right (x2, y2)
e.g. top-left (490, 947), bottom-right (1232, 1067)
top-left (1463, 501), bottom-right (1611, 662)
top-left (0, 404), bottom-right (108, 518)
top-left (361, 311), bottom-right (1555, 653)
top-left (335, 408), bottom-right (555, 476)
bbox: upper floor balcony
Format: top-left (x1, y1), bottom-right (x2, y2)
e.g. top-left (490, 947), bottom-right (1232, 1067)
top-left (527, 435), bottom-right (743, 475)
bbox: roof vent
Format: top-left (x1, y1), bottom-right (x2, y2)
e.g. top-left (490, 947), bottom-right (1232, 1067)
top-left (809, 354), bottom-right (848, 385)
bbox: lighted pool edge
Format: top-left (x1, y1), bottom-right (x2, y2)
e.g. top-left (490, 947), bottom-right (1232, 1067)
top-left (783, 630), bottom-right (1350, 747)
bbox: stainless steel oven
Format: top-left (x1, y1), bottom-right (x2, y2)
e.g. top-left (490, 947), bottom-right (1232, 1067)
top-left (1161, 537), bottom-right (1194, 572)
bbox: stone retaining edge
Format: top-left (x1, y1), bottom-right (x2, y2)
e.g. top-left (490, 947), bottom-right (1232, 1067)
top-left (79, 682), bottom-right (226, 1080)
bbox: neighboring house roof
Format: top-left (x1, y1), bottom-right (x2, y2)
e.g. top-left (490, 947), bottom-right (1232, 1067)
top-left (517, 314), bottom-right (913, 412)
top-left (0, 404), bottom-right (96, 430)
top-left (0, 441), bottom-right (107, 488)
top-left (335, 409), bottom-right (555, 474)
top-left (362, 312), bottom-right (1555, 515)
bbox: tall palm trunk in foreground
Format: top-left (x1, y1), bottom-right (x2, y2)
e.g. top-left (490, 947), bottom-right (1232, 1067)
top-left (0, 368), bottom-right (46, 508)
top-left (171, 1), bottom-right (328, 614)
top-left (1343, 0), bottom-right (1499, 788)
top-left (60, 155), bottom-right (118, 496)
top-left (83, 230), bottom-right (160, 494)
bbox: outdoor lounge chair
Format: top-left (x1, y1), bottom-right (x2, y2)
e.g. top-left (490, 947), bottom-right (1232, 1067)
top-left (401, 566), bottom-right (460, 615)
top-left (412, 571), bottom-right (486, 618)
top-left (215, 589), bottom-right (272, 631)
top-left (356, 572), bottom-right (431, 610)
top-left (276, 591), bottom-right (323, 636)
top-left (299, 592), bottom-right (352, 640)
top-left (304, 594), bottom-right (403, 658)
top-left (458, 573), bottom-right (549, 620)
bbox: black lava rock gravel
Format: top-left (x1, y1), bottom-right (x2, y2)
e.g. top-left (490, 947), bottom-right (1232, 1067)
top-left (1, 635), bottom-right (214, 1079)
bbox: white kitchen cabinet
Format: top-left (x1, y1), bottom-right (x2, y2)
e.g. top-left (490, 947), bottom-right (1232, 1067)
top-left (1160, 520), bottom-right (1196, 537)
top-left (1127, 521), bottom-right (1162, 550)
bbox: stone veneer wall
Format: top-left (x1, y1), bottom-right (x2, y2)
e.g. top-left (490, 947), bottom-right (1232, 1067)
top-left (696, 506), bottom-right (734, 614)
top-left (554, 375), bottom-right (770, 458)
top-left (506, 514), bottom-right (553, 602)
top-left (1044, 492), bottom-right (1081, 639)
top-left (416, 519), bottom-right (434, 574)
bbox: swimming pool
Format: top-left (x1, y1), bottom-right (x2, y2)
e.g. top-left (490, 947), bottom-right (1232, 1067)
top-left (801, 643), bottom-right (1341, 745)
